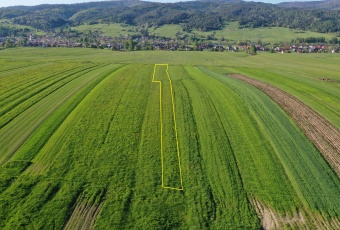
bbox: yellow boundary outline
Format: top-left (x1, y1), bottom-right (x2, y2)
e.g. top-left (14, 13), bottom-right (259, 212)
top-left (152, 64), bottom-right (184, 191)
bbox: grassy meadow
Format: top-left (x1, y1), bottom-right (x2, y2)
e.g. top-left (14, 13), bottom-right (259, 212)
top-left (0, 48), bottom-right (339, 229)
top-left (70, 23), bottom-right (135, 37)
top-left (69, 22), bottom-right (338, 44)
top-left (151, 22), bottom-right (337, 44)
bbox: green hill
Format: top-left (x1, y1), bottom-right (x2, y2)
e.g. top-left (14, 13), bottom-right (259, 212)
top-left (1, 0), bottom-right (340, 33)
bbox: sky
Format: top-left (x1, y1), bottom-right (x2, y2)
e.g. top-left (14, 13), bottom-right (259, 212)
top-left (0, 0), bottom-right (322, 8)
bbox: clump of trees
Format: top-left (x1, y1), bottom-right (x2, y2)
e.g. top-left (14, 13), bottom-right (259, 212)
top-left (0, 26), bottom-right (29, 37)
top-left (249, 44), bottom-right (257, 55)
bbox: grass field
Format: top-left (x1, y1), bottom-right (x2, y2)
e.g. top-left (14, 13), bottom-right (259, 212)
top-left (0, 48), bottom-right (339, 229)
top-left (70, 23), bottom-right (135, 37)
top-left (70, 22), bottom-right (338, 44)
top-left (152, 21), bottom-right (337, 44)
top-left (0, 19), bottom-right (44, 35)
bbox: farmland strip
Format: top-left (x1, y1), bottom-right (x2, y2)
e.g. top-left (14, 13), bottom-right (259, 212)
top-left (0, 64), bottom-right (111, 166)
top-left (0, 62), bottom-right (71, 97)
top-left (25, 64), bottom-right (135, 175)
top-left (171, 67), bottom-right (219, 228)
top-left (229, 74), bottom-right (340, 177)
top-left (0, 62), bottom-right (51, 77)
top-left (152, 64), bottom-right (183, 190)
top-left (181, 66), bottom-right (260, 228)
top-left (0, 63), bottom-right (88, 105)
top-left (197, 66), bottom-right (340, 224)
top-left (0, 64), bottom-right (100, 128)
top-left (0, 65), bottom-right (124, 184)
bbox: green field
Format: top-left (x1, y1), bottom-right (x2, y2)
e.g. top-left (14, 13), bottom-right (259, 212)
top-left (70, 22), bottom-right (338, 44)
top-left (0, 19), bottom-right (44, 35)
top-left (0, 48), bottom-right (339, 229)
top-left (2, 19), bottom-right (338, 44)
top-left (70, 23), bottom-right (135, 37)
top-left (152, 21), bottom-right (337, 44)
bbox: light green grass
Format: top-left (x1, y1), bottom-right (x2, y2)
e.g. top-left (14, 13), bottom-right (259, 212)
top-left (151, 24), bottom-right (184, 38)
top-left (71, 23), bottom-right (136, 37)
top-left (150, 22), bottom-right (336, 43)
top-left (215, 27), bottom-right (336, 44)
top-left (0, 63), bottom-right (115, 165)
top-left (0, 19), bottom-right (44, 35)
top-left (71, 22), bottom-right (337, 44)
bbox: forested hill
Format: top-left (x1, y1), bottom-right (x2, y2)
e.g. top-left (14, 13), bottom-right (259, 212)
top-left (278, 0), bottom-right (340, 10)
top-left (0, 0), bottom-right (339, 33)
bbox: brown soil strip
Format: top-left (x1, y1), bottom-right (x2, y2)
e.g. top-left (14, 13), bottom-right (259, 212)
top-left (228, 74), bottom-right (340, 177)
top-left (252, 199), bottom-right (306, 229)
top-left (252, 199), bottom-right (340, 229)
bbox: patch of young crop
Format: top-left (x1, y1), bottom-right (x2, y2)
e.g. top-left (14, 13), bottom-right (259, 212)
top-left (152, 65), bottom-right (183, 190)
top-left (0, 62), bottom-right (65, 98)
top-left (0, 63), bottom-right (101, 129)
top-left (0, 64), bottom-right (115, 166)
top-left (0, 64), bottom-right (124, 193)
top-left (0, 63), bottom-right (83, 104)
top-left (169, 66), bottom-right (261, 228)
top-left (0, 60), bottom-right (49, 77)
top-left (0, 64), bottom-right (155, 228)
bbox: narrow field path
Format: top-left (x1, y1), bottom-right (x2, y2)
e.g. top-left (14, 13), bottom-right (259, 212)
top-left (229, 74), bottom-right (340, 177)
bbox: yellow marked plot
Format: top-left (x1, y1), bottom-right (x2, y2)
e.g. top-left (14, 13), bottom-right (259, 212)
top-left (152, 64), bottom-right (184, 191)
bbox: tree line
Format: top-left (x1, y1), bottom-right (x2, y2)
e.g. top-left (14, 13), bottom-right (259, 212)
top-left (0, 26), bottom-right (29, 37)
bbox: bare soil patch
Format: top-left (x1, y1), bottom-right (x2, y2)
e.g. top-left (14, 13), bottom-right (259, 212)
top-left (252, 199), bottom-right (306, 229)
top-left (64, 202), bottom-right (103, 230)
top-left (252, 199), bottom-right (340, 230)
top-left (319, 78), bottom-right (340, 83)
top-left (229, 74), bottom-right (340, 177)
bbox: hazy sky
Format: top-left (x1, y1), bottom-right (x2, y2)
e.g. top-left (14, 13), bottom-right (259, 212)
top-left (0, 0), bottom-right (321, 8)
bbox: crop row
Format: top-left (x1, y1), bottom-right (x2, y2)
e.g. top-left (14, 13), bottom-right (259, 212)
top-left (0, 64), bottom-right (118, 166)
top-left (0, 64), bottom-right (124, 190)
top-left (0, 63), bottom-right (339, 229)
top-left (0, 64), bottom-right (103, 129)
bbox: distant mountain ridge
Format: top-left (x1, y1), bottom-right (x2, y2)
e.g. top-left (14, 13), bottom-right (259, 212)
top-left (196, 0), bottom-right (243, 2)
top-left (278, 0), bottom-right (340, 10)
top-left (0, 0), bottom-right (339, 33)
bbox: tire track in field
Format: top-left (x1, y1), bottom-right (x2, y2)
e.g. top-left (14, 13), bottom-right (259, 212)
top-left (101, 64), bottom-right (145, 145)
top-left (176, 78), bottom-right (217, 228)
top-left (229, 74), bottom-right (340, 178)
top-left (183, 66), bottom-right (254, 227)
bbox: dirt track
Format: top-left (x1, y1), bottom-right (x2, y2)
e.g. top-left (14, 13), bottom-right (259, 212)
top-left (229, 74), bottom-right (340, 177)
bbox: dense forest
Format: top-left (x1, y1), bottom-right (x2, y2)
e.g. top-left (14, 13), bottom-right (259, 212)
top-left (278, 0), bottom-right (340, 10)
top-left (0, 0), bottom-right (339, 33)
